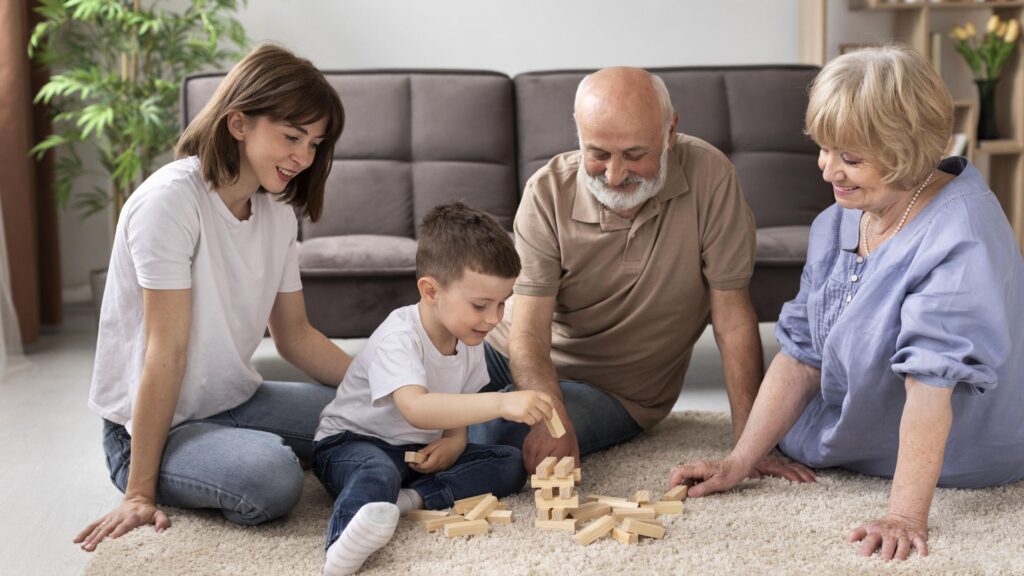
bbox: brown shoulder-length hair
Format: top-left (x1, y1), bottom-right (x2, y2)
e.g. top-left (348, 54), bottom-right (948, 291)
top-left (176, 43), bottom-right (344, 222)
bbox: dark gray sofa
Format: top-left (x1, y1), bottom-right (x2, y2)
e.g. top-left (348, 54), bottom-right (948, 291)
top-left (182, 66), bottom-right (831, 338)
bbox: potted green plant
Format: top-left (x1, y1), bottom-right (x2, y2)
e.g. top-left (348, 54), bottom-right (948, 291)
top-left (27, 0), bottom-right (248, 313)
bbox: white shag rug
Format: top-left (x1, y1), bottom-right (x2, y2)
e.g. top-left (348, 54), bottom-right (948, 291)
top-left (83, 411), bottom-right (1024, 576)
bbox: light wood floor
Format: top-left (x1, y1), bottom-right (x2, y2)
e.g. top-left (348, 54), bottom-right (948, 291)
top-left (1, 303), bottom-right (772, 576)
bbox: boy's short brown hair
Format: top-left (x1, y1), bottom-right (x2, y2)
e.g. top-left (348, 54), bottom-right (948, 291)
top-left (417, 201), bottom-right (521, 286)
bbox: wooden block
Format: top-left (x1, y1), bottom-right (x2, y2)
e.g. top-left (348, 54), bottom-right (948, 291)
top-left (407, 509), bottom-right (450, 521)
top-left (632, 490), bottom-right (651, 504)
top-left (551, 507), bottom-right (571, 521)
top-left (535, 519), bottom-right (577, 532)
top-left (453, 493), bottom-right (492, 514)
top-left (586, 495), bottom-right (639, 508)
top-left (443, 518), bottom-right (489, 538)
top-left (486, 510), bottom-right (513, 524)
top-left (540, 487), bottom-right (554, 500)
top-left (537, 508), bottom-right (551, 521)
top-left (536, 456), bottom-right (558, 479)
top-left (573, 515), bottom-right (616, 545)
top-left (570, 501), bottom-right (612, 522)
top-left (544, 410), bottom-right (566, 438)
top-left (621, 517), bottom-right (665, 539)
top-left (530, 475), bottom-right (576, 490)
top-left (574, 468), bottom-right (582, 482)
top-left (630, 518), bottom-right (663, 527)
top-left (494, 502), bottom-right (509, 511)
top-left (612, 507), bottom-right (657, 520)
top-left (424, 515), bottom-right (466, 532)
top-left (535, 492), bottom-right (579, 509)
top-left (404, 451), bottom-right (426, 464)
top-left (611, 526), bottom-right (639, 545)
top-left (648, 500), bottom-right (684, 515)
top-left (465, 494), bottom-right (498, 521)
top-left (553, 456), bottom-right (575, 477)
top-left (663, 485), bottom-right (688, 501)
top-left (557, 486), bottom-right (574, 499)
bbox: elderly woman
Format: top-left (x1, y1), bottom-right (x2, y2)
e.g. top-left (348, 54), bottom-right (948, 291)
top-left (670, 45), bottom-right (1024, 561)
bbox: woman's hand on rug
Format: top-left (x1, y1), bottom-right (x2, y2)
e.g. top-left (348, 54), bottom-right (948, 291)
top-left (73, 495), bottom-right (170, 551)
top-left (750, 452), bottom-right (817, 483)
top-left (410, 436), bottom-right (465, 474)
top-left (848, 513), bottom-right (928, 561)
top-left (668, 455), bottom-right (750, 497)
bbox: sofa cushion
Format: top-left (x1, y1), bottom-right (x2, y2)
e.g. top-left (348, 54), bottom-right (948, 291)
top-left (756, 226), bottom-right (811, 266)
top-left (298, 235), bottom-right (417, 277)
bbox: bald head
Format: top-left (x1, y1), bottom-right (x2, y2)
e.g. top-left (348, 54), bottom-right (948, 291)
top-left (574, 67), bottom-right (674, 133)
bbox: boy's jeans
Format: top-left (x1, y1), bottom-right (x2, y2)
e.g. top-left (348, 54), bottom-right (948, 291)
top-left (468, 343), bottom-right (644, 454)
top-left (312, 430), bottom-right (525, 547)
top-left (102, 380), bottom-right (336, 525)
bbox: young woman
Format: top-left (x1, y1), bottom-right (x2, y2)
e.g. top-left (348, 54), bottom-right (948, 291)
top-left (76, 44), bottom-right (351, 551)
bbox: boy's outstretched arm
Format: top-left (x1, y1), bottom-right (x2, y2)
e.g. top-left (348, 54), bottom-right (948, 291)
top-left (392, 385), bottom-right (553, 430)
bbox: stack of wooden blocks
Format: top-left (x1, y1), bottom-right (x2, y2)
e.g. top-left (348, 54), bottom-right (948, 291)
top-left (531, 455), bottom-right (688, 545)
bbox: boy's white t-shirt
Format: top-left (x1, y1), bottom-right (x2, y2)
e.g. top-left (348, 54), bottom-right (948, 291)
top-left (88, 156), bottom-right (302, 433)
top-left (316, 304), bottom-right (490, 445)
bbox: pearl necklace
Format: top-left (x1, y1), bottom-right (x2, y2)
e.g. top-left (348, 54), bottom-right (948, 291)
top-left (860, 171), bottom-right (935, 256)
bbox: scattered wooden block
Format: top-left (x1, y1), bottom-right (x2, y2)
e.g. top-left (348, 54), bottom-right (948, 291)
top-left (540, 487), bottom-right (554, 500)
top-left (406, 509), bottom-right (449, 521)
top-left (611, 526), bottom-right (639, 545)
top-left (586, 495), bottom-right (639, 508)
top-left (551, 507), bottom-right (571, 521)
top-left (404, 451), bottom-right (426, 464)
top-left (647, 500), bottom-right (684, 515)
top-left (663, 485), bottom-right (688, 501)
top-left (465, 494), bottom-right (498, 521)
top-left (535, 519), bottom-right (577, 532)
top-left (573, 515), bottom-right (616, 545)
top-left (423, 515), bottom-right (466, 532)
top-left (443, 518), bottom-right (489, 538)
top-left (632, 490), bottom-right (651, 504)
top-left (544, 410), bottom-right (566, 438)
top-left (486, 510), bottom-right (513, 525)
top-left (535, 492), bottom-right (579, 509)
top-left (530, 475), bottom-right (576, 490)
top-left (612, 507), bottom-right (657, 520)
top-left (494, 502), bottom-right (509, 511)
top-left (569, 501), bottom-right (611, 522)
top-left (553, 456), bottom-right (575, 477)
top-left (536, 456), bottom-right (558, 479)
top-left (621, 517), bottom-right (665, 539)
top-left (453, 493), bottom-right (492, 514)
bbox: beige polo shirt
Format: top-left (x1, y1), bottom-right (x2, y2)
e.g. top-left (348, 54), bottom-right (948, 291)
top-left (487, 134), bottom-right (755, 430)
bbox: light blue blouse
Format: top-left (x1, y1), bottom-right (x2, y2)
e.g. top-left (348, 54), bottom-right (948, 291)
top-left (776, 157), bottom-right (1024, 488)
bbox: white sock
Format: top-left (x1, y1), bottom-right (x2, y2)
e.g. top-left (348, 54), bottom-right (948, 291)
top-left (323, 502), bottom-right (400, 576)
top-left (396, 489), bottom-right (423, 515)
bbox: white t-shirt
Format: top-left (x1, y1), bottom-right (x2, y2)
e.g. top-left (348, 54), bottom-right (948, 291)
top-left (88, 156), bottom-right (302, 433)
top-left (316, 304), bottom-right (490, 445)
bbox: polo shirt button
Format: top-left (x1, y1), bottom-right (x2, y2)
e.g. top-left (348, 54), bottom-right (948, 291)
top-left (856, 256), bottom-right (864, 264)
top-left (851, 274), bottom-right (859, 282)
top-left (846, 294), bottom-right (852, 303)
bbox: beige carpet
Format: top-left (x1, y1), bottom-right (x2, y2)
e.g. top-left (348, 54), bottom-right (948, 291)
top-left (83, 412), bottom-right (1024, 576)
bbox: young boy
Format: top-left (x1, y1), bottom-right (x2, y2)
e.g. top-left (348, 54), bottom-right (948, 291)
top-left (313, 202), bottom-right (554, 576)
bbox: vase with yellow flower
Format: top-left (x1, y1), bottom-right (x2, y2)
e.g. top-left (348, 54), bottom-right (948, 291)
top-left (950, 15), bottom-right (1020, 140)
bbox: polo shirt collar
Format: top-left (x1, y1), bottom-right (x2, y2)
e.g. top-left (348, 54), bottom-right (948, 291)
top-left (571, 141), bottom-right (690, 226)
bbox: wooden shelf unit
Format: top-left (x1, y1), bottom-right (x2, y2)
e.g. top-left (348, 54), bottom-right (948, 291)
top-left (799, 0), bottom-right (1024, 248)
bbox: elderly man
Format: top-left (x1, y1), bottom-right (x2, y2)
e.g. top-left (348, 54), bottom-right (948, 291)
top-left (471, 67), bottom-right (811, 481)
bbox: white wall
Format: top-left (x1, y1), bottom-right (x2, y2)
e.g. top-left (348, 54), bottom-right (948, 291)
top-left (60, 0), bottom-right (802, 297)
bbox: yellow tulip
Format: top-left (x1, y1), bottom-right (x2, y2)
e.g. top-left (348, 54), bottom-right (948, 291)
top-left (1007, 20), bottom-right (1020, 44)
top-left (950, 26), bottom-right (966, 41)
top-left (987, 15), bottom-right (1000, 34)
top-left (996, 22), bottom-right (1008, 38)
top-left (965, 21), bottom-right (977, 37)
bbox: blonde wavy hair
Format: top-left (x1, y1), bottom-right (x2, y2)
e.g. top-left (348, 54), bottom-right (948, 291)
top-left (805, 45), bottom-right (953, 190)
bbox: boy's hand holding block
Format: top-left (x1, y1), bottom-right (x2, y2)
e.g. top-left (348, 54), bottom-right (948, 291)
top-left (404, 451), bottom-right (427, 464)
top-left (544, 409), bottom-right (566, 438)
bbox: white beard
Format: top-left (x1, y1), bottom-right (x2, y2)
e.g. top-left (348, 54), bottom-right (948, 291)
top-left (581, 144), bottom-right (669, 211)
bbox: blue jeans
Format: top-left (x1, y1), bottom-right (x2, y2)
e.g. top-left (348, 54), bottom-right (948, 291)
top-left (468, 343), bottom-right (644, 454)
top-left (312, 430), bottom-right (525, 547)
top-left (102, 380), bottom-right (336, 525)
